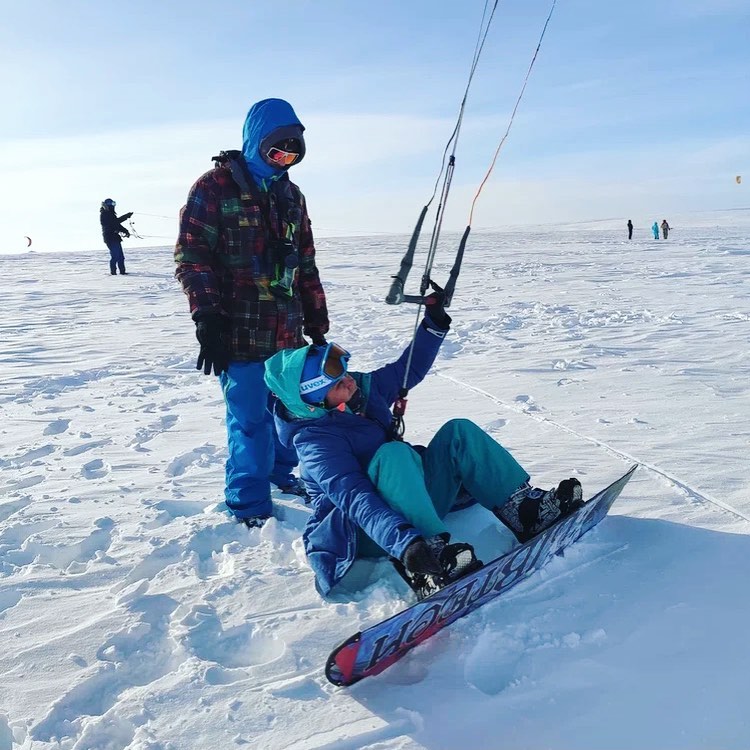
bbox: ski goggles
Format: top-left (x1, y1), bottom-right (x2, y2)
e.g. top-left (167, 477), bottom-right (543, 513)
top-left (299, 343), bottom-right (351, 403)
top-left (266, 145), bottom-right (300, 167)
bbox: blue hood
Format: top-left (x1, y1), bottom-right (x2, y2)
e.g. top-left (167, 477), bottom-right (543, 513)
top-left (242, 98), bottom-right (305, 188)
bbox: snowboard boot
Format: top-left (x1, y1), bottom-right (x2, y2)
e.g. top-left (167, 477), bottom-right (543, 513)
top-left (494, 478), bottom-right (583, 544)
top-left (239, 515), bottom-right (269, 529)
top-left (393, 533), bottom-right (483, 601)
top-left (276, 477), bottom-right (310, 503)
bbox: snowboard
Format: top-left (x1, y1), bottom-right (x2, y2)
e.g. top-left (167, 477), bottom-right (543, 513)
top-left (325, 464), bottom-right (637, 686)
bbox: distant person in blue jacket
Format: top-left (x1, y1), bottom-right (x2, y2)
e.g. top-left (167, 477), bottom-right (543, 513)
top-left (100, 198), bottom-right (132, 275)
top-left (264, 295), bottom-right (583, 600)
top-left (652, 221), bottom-right (660, 240)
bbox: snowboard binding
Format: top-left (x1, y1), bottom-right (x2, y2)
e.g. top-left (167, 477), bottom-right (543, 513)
top-left (495, 477), bottom-right (584, 544)
top-left (393, 541), bottom-right (483, 601)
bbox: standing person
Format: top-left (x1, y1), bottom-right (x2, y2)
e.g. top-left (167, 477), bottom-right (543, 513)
top-left (263, 297), bottom-right (583, 600)
top-left (627, 219), bottom-right (633, 240)
top-left (652, 221), bottom-right (660, 240)
top-left (100, 198), bottom-right (132, 275)
top-left (661, 219), bottom-right (670, 239)
top-left (175, 98), bottom-right (329, 528)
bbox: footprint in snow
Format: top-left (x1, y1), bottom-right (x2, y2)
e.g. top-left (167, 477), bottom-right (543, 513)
top-left (63, 439), bottom-right (112, 457)
top-left (43, 419), bottom-right (70, 436)
top-left (514, 394), bottom-right (540, 412)
top-left (81, 458), bottom-right (110, 479)
top-left (0, 589), bottom-right (23, 618)
top-left (3, 444), bottom-right (55, 469)
top-left (128, 414), bottom-right (180, 452)
top-left (485, 418), bottom-right (508, 431)
top-left (0, 498), bottom-right (32, 523)
top-left (165, 444), bottom-right (221, 477)
top-left (4, 474), bottom-right (45, 492)
top-left (1, 518), bottom-right (115, 573)
top-left (179, 603), bottom-right (285, 670)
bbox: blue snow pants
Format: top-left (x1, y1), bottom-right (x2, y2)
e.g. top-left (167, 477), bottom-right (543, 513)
top-left (220, 361), bottom-right (298, 519)
top-left (106, 240), bottom-right (126, 274)
top-left (359, 418), bottom-right (530, 555)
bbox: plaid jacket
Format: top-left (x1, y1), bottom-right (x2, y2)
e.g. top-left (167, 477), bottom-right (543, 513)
top-left (175, 152), bottom-right (329, 362)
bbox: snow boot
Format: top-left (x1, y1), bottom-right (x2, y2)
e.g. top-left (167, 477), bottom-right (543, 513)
top-left (494, 478), bottom-right (583, 544)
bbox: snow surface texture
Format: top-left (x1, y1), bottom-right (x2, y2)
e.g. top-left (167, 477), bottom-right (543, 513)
top-left (1, 217), bottom-right (749, 749)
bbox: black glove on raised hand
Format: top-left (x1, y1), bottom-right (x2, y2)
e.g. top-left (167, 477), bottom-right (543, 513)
top-left (194, 314), bottom-right (231, 376)
top-left (424, 289), bottom-right (451, 329)
top-left (402, 537), bottom-right (443, 576)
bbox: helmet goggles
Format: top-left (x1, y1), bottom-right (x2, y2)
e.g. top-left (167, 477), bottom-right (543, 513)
top-left (299, 343), bottom-right (351, 404)
top-left (266, 145), bottom-right (300, 167)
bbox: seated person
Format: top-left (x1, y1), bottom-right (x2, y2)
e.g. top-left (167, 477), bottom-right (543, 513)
top-left (263, 297), bottom-right (582, 600)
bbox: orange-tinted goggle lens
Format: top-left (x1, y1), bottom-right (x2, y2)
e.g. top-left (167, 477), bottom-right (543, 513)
top-left (267, 146), bottom-right (300, 167)
top-left (322, 344), bottom-right (350, 379)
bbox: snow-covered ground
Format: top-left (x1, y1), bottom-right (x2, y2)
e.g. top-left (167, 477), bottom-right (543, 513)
top-left (1, 215), bottom-right (749, 749)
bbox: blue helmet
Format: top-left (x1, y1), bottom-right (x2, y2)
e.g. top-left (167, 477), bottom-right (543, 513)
top-left (299, 344), bottom-right (350, 405)
top-left (102, 198), bottom-right (116, 208)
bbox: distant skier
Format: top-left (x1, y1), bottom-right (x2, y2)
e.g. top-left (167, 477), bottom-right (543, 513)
top-left (100, 198), bottom-right (132, 275)
top-left (661, 219), bottom-right (670, 239)
top-left (627, 219), bottom-right (633, 240)
top-left (263, 294), bottom-right (583, 600)
top-left (652, 221), bottom-right (660, 240)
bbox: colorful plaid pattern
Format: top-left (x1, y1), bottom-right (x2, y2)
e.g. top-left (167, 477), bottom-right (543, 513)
top-left (175, 162), bottom-right (329, 362)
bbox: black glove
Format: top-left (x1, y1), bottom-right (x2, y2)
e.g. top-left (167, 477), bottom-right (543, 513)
top-left (121, 212), bottom-right (133, 220)
top-left (310, 332), bottom-right (327, 346)
top-left (402, 538), bottom-right (442, 576)
top-left (424, 289), bottom-right (451, 328)
top-left (195, 314), bottom-right (231, 376)
top-left (120, 229), bottom-right (130, 238)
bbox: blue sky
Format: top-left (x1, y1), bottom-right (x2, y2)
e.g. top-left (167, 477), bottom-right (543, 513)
top-left (1, 0), bottom-right (748, 252)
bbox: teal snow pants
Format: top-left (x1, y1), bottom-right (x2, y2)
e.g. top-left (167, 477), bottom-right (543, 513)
top-left (360, 418), bottom-right (529, 555)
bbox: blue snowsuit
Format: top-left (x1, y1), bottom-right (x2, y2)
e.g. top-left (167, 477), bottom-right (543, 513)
top-left (264, 314), bottom-right (530, 596)
top-left (652, 222), bottom-right (660, 239)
